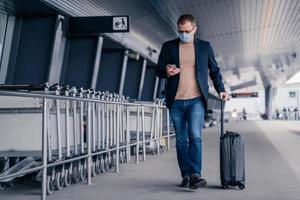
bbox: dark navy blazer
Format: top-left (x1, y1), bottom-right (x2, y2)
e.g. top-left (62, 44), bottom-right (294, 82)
top-left (156, 38), bottom-right (225, 110)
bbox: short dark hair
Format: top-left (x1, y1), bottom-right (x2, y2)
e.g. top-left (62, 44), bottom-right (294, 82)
top-left (177, 14), bottom-right (196, 26)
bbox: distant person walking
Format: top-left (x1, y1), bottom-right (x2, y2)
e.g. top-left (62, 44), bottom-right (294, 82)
top-left (156, 14), bottom-right (229, 189)
top-left (242, 108), bottom-right (247, 120)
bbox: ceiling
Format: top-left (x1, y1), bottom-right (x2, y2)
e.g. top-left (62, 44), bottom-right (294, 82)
top-left (0, 0), bottom-right (59, 15)
top-left (14, 0), bottom-right (300, 90)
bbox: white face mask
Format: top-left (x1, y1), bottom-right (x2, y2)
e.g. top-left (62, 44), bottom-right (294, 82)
top-left (178, 32), bottom-right (193, 43)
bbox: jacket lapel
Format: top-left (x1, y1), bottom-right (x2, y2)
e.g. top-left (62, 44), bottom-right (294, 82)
top-left (195, 39), bottom-right (201, 71)
top-left (174, 38), bottom-right (180, 68)
top-left (194, 39), bottom-right (206, 95)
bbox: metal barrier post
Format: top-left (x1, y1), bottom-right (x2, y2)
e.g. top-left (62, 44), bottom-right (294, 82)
top-left (156, 106), bottom-right (160, 155)
top-left (47, 102), bottom-right (52, 162)
top-left (120, 104), bottom-right (124, 162)
top-left (126, 107), bottom-right (131, 162)
top-left (87, 102), bottom-right (92, 185)
top-left (73, 100), bottom-right (78, 155)
top-left (66, 99), bottom-right (71, 157)
top-left (113, 104), bottom-right (116, 151)
top-left (101, 103), bottom-right (105, 150)
top-left (80, 101), bottom-right (85, 154)
top-left (109, 104), bottom-right (113, 166)
top-left (150, 107), bottom-right (155, 151)
top-left (92, 102), bottom-right (96, 152)
top-left (113, 103), bottom-right (117, 168)
top-left (122, 105), bottom-right (126, 161)
top-left (56, 99), bottom-right (63, 160)
top-left (115, 104), bottom-right (120, 172)
top-left (136, 106), bottom-right (140, 164)
top-left (142, 105), bottom-right (146, 161)
top-left (41, 98), bottom-right (48, 200)
top-left (97, 103), bottom-right (101, 151)
top-left (167, 109), bottom-right (170, 151)
top-left (105, 103), bottom-right (109, 152)
top-left (160, 105), bottom-right (163, 149)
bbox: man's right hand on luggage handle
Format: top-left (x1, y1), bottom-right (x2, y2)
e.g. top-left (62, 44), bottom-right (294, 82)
top-left (220, 92), bottom-right (230, 101)
top-left (166, 64), bottom-right (180, 77)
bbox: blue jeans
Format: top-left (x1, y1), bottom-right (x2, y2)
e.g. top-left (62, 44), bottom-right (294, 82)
top-left (170, 96), bottom-right (205, 178)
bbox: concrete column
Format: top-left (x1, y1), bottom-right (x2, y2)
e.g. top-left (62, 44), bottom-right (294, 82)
top-left (265, 85), bottom-right (274, 120)
top-left (118, 50), bottom-right (129, 95)
top-left (0, 14), bottom-right (7, 65)
top-left (153, 77), bottom-right (159, 100)
top-left (90, 36), bottom-right (103, 89)
top-left (0, 15), bottom-right (15, 83)
top-left (137, 58), bottom-right (147, 100)
top-left (48, 15), bottom-right (66, 85)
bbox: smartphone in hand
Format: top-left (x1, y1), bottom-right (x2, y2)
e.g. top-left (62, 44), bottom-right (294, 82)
top-left (167, 64), bottom-right (177, 69)
top-left (166, 64), bottom-right (180, 76)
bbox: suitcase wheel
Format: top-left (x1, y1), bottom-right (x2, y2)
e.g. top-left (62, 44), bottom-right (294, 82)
top-left (238, 184), bottom-right (245, 190)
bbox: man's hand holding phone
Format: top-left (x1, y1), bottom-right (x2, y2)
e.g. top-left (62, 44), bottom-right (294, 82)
top-left (166, 64), bottom-right (180, 77)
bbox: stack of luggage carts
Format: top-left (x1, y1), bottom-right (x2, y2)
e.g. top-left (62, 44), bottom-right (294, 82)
top-left (0, 83), bottom-right (172, 195)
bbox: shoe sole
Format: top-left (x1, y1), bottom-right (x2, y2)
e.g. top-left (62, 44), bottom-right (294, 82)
top-left (179, 184), bottom-right (189, 188)
top-left (189, 179), bottom-right (207, 189)
top-left (178, 182), bottom-right (189, 188)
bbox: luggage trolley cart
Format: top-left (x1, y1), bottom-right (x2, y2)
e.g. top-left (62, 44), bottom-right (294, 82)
top-left (0, 84), bottom-right (87, 194)
top-left (0, 84), bottom-right (49, 190)
top-left (45, 84), bottom-right (88, 194)
top-left (127, 99), bottom-right (167, 158)
top-left (0, 83), bottom-right (174, 198)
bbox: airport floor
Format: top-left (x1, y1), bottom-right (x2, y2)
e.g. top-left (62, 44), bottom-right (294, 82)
top-left (1, 120), bottom-right (300, 200)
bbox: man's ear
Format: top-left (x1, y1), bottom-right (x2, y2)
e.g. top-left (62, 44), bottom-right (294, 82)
top-left (193, 26), bottom-right (198, 35)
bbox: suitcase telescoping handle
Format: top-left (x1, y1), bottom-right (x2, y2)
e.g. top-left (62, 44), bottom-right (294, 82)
top-left (221, 99), bottom-right (224, 137)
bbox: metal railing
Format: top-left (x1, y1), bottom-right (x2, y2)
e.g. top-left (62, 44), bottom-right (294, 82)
top-left (274, 111), bottom-right (300, 120)
top-left (0, 89), bottom-right (174, 200)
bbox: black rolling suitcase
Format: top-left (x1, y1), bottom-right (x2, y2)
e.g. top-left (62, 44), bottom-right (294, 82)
top-left (220, 100), bottom-right (245, 189)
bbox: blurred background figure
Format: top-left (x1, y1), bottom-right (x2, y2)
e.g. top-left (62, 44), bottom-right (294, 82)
top-left (242, 108), bottom-right (247, 120)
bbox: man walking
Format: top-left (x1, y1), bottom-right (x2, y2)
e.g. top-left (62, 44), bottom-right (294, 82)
top-left (156, 14), bottom-right (229, 189)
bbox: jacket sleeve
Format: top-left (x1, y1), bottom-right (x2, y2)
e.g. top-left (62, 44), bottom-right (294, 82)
top-left (156, 43), bottom-right (168, 79)
top-left (207, 43), bottom-right (226, 94)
